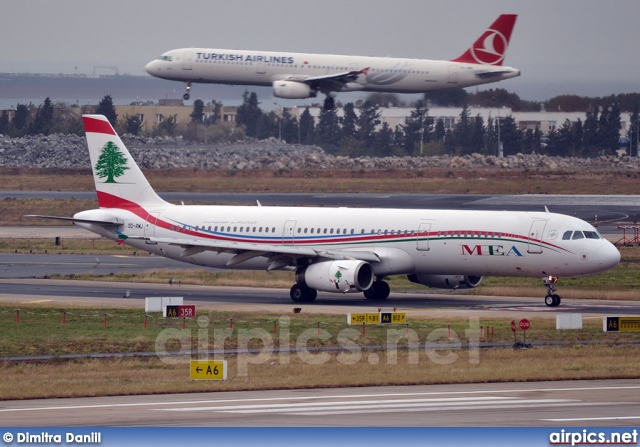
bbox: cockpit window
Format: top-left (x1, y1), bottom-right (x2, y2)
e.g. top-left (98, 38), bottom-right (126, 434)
top-left (572, 231), bottom-right (585, 240)
top-left (583, 231), bottom-right (601, 239)
top-left (160, 55), bottom-right (173, 61)
top-left (562, 231), bottom-right (573, 240)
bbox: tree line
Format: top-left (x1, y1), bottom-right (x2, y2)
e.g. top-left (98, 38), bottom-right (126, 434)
top-left (1, 91), bottom-right (638, 158)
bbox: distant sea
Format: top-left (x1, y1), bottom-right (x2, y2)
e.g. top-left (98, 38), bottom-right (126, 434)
top-left (0, 73), bottom-right (273, 110)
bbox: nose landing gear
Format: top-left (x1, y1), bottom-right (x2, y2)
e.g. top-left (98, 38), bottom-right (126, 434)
top-left (543, 276), bottom-right (561, 307)
top-left (183, 82), bottom-right (192, 101)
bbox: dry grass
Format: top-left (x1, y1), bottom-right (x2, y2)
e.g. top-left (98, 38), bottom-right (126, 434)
top-left (4, 167), bottom-right (640, 195)
top-left (2, 301), bottom-right (640, 399)
top-left (1, 345), bottom-right (639, 400)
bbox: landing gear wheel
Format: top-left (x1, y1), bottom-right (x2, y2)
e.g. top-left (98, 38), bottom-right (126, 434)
top-left (183, 82), bottom-right (192, 101)
top-left (545, 295), bottom-right (554, 307)
top-left (290, 284), bottom-right (317, 303)
top-left (544, 293), bottom-right (562, 307)
top-left (542, 275), bottom-right (561, 307)
top-left (323, 96), bottom-right (335, 110)
top-left (363, 281), bottom-right (390, 301)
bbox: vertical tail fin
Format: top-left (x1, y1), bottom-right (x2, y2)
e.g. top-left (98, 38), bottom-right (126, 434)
top-left (451, 14), bottom-right (517, 66)
top-left (83, 114), bottom-right (168, 209)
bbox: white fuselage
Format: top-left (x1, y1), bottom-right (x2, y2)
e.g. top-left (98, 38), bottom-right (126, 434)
top-left (144, 48), bottom-right (521, 94)
top-left (76, 203), bottom-right (619, 280)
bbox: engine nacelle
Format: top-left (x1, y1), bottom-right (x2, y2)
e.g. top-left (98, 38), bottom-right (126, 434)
top-left (407, 274), bottom-right (483, 290)
top-left (298, 260), bottom-right (374, 293)
top-left (273, 80), bottom-right (317, 99)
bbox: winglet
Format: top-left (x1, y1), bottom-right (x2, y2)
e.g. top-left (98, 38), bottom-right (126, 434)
top-left (451, 14), bottom-right (517, 66)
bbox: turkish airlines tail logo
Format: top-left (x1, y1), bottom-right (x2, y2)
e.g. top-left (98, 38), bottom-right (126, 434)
top-left (451, 14), bottom-right (517, 66)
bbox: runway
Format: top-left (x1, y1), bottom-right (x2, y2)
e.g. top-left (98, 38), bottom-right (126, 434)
top-left (1, 276), bottom-right (639, 317)
top-left (1, 379), bottom-right (639, 426)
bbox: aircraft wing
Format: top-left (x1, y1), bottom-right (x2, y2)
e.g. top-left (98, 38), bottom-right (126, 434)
top-left (286, 67), bottom-right (369, 91)
top-left (131, 236), bottom-right (380, 270)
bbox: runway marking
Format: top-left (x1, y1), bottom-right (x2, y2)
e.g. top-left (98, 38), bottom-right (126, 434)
top-left (1, 385), bottom-right (638, 413)
top-left (25, 300), bottom-right (51, 303)
top-left (157, 399), bottom-right (624, 417)
top-left (542, 415), bottom-right (640, 422)
top-left (157, 396), bottom-right (525, 412)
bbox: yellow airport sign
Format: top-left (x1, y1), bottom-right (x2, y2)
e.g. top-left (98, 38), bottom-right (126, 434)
top-left (603, 317), bottom-right (640, 332)
top-left (190, 360), bottom-right (227, 380)
top-left (381, 312), bottom-right (406, 324)
top-left (347, 312), bottom-right (406, 325)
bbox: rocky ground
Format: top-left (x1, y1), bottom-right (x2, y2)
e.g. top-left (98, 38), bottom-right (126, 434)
top-left (1, 133), bottom-right (640, 172)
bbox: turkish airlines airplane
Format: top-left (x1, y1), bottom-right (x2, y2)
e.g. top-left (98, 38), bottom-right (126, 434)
top-left (145, 14), bottom-right (521, 110)
top-left (30, 115), bottom-right (621, 307)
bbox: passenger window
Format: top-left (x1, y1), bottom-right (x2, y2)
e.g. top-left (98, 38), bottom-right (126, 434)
top-left (572, 231), bottom-right (585, 240)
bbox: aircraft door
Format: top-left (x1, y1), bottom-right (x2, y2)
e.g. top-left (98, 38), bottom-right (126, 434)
top-left (256, 62), bottom-right (266, 74)
top-left (416, 221), bottom-right (432, 251)
top-left (527, 219), bottom-right (547, 254)
top-left (144, 212), bottom-right (161, 242)
top-left (283, 220), bottom-right (296, 245)
top-left (448, 64), bottom-right (458, 84)
top-left (182, 51), bottom-right (193, 70)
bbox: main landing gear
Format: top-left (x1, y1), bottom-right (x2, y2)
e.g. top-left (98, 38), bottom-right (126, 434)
top-left (323, 95), bottom-right (335, 110)
top-left (183, 82), bottom-right (192, 101)
top-left (363, 278), bottom-right (391, 301)
top-left (290, 284), bottom-right (317, 303)
top-left (543, 275), bottom-right (561, 307)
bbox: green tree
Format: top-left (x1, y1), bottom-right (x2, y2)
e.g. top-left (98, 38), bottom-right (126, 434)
top-left (340, 103), bottom-right (358, 142)
top-left (31, 97), bottom-right (54, 135)
top-left (298, 107), bottom-right (315, 144)
top-left (190, 99), bottom-right (205, 123)
top-left (583, 108), bottom-right (599, 156)
top-left (356, 101), bottom-right (381, 148)
top-left (156, 115), bottom-right (177, 136)
top-left (94, 141), bottom-right (129, 183)
top-left (125, 115), bottom-right (142, 135)
top-left (11, 104), bottom-right (30, 135)
top-left (236, 91), bottom-right (263, 138)
top-left (280, 108), bottom-right (299, 144)
top-left (207, 100), bottom-right (223, 125)
top-left (316, 107), bottom-right (340, 151)
top-left (95, 95), bottom-right (117, 126)
top-left (0, 111), bottom-right (9, 134)
top-left (401, 100), bottom-right (429, 155)
top-left (628, 105), bottom-right (640, 157)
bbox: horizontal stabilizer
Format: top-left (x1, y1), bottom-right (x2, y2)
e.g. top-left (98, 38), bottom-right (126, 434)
top-left (24, 215), bottom-right (122, 227)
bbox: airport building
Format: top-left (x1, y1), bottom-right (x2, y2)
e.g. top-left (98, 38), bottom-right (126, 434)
top-left (112, 101), bottom-right (634, 137)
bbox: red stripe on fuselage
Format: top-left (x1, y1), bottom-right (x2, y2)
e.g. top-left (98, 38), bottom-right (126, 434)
top-left (83, 116), bottom-right (116, 135)
top-left (97, 190), bottom-right (573, 253)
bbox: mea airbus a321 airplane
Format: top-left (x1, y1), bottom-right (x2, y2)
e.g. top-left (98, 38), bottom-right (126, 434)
top-left (145, 14), bottom-right (521, 110)
top-left (30, 115), bottom-right (620, 307)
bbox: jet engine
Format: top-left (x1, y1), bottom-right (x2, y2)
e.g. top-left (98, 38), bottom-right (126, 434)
top-left (407, 274), bottom-right (483, 290)
top-left (297, 260), bottom-right (374, 293)
top-left (273, 80), bottom-right (317, 99)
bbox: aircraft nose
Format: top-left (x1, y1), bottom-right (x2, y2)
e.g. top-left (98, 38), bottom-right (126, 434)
top-left (598, 242), bottom-right (621, 270)
top-left (145, 61), bottom-right (158, 75)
